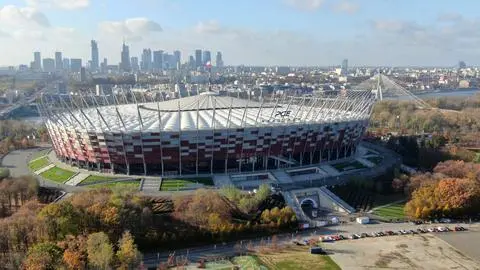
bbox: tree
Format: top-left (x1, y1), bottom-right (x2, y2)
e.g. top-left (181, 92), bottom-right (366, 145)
top-left (86, 232), bottom-right (114, 270)
top-left (38, 201), bottom-right (81, 240)
top-left (59, 235), bottom-right (88, 270)
top-left (116, 231), bottom-right (142, 270)
top-left (23, 242), bottom-right (63, 270)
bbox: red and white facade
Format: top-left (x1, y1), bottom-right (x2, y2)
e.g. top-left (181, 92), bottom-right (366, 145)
top-left (40, 91), bottom-right (375, 176)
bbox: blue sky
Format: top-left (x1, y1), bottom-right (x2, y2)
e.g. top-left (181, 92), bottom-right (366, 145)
top-left (0, 0), bottom-right (479, 66)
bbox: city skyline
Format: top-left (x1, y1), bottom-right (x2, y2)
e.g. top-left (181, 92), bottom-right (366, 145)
top-left (0, 0), bottom-right (479, 66)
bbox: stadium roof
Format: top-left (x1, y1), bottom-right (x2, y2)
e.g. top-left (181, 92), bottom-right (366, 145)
top-left (45, 92), bottom-right (374, 132)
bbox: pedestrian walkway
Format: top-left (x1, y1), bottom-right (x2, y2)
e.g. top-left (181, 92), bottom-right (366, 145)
top-left (271, 170), bottom-right (294, 184)
top-left (356, 157), bottom-right (375, 168)
top-left (319, 164), bottom-right (341, 177)
top-left (33, 164), bottom-right (55, 175)
top-left (213, 175), bottom-right (234, 187)
top-left (64, 173), bottom-right (89, 186)
top-left (141, 178), bottom-right (161, 192)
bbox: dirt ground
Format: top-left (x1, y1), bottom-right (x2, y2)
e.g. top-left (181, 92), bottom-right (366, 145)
top-left (328, 234), bottom-right (480, 270)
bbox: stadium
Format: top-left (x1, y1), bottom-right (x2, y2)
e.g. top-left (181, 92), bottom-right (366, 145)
top-left (38, 89), bottom-right (375, 176)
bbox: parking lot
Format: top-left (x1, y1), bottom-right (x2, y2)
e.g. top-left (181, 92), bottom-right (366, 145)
top-left (437, 230), bottom-right (480, 263)
top-left (328, 233), bottom-right (480, 270)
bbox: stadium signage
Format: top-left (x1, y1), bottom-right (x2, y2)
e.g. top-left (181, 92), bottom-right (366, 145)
top-left (275, 110), bottom-right (291, 117)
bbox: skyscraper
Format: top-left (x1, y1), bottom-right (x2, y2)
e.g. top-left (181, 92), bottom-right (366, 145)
top-left (202, 50), bottom-right (211, 65)
top-left (174, 50), bottom-right (181, 69)
top-left (341, 59), bottom-right (348, 76)
top-left (131, 57), bottom-right (139, 72)
top-left (55, 52), bottom-right (63, 71)
top-left (141, 48), bottom-right (152, 71)
top-left (195, 49), bottom-right (202, 68)
top-left (33, 52), bottom-right (41, 71)
top-left (91, 40), bottom-right (99, 72)
top-left (215, 52), bottom-right (224, 67)
top-left (70, 58), bottom-right (82, 72)
top-left (63, 58), bottom-right (70, 71)
top-left (153, 50), bottom-right (164, 71)
top-left (120, 42), bottom-right (131, 72)
top-left (42, 58), bottom-right (55, 73)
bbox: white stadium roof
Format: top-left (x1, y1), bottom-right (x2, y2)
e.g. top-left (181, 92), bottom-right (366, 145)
top-left (45, 91), bottom-right (374, 132)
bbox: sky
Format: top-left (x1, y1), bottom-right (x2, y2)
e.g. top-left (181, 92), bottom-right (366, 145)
top-left (0, 0), bottom-right (479, 66)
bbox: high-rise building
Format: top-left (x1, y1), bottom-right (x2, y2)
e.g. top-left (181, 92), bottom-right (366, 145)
top-left (80, 67), bottom-right (87, 82)
top-left (195, 49), bottom-right (202, 68)
top-left (33, 52), bottom-right (41, 71)
top-left (70, 58), bottom-right (82, 72)
top-left (163, 53), bottom-right (175, 70)
top-left (202, 50), bottom-right (211, 65)
top-left (120, 42), bottom-right (131, 72)
top-left (55, 52), bottom-right (63, 71)
top-left (101, 58), bottom-right (108, 73)
top-left (141, 48), bottom-right (152, 71)
top-left (341, 59), bottom-right (348, 76)
top-left (215, 52), bottom-right (224, 67)
top-left (91, 40), bottom-right (99, 72)
top-left (459, 61), bottom-right (467, 69)
top-left (42, 58), bottom-right (55, 73)
top-left (153, 50), bottom-right (163, 71)
top-left (63, 58), bottom-right (70, 71)
top-left (189, 55), bottom-right (195, 69)
top-left (174, 50), bottom-right (181, 69)
top-left (131, 57), bottom-right (139, 72)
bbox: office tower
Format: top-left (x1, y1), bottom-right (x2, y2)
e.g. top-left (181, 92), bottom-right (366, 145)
top-left (174, 50), bottom-right (181, 69)
top-left (153, 50), bottom-right (164, 71)
top-left (63, 58), bottom-right (70, 71)
top-left (33, 52), bottom-right (41, 71)
top-left (91, 40), bottom-right (99, 71)
top-left (341, 59), bottom-right (348, 76)
top-left (202, 50), bottom-right (211, 65)
top-left (70, 58), bottom-right (82, 72)
top-left (42, 58), bottom-right (55, 73)
top-left (101, 58), bottom-right (107, 73)
top-left (131, 57), bottom-right (139, 72)
top-left (189, 55), bottom-right (195, 69)
top-left (120, 42), bottom-right (131, 72)
top-left (80, 67), bottom-right (87, 82)
top-left (215, 52), bottom-right (224, 67)
top-left (195, 49), bottom-right (202, 68)
top-left (163, 53), bottom-right (175, 69)
top-left (55, 52), bottom-right (63, 70)
top-left (141, 48), bottom-right (152, 71)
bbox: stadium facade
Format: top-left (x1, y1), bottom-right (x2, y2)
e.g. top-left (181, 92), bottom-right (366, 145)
top-left (38, 90), bottom-right (375, 176)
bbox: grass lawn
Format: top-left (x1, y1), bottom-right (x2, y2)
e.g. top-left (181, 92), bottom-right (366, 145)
top-left (40, 167), bottom-right (76, 183)
top-left (366, 156), bottom-right (384, 165)
top-left (28, 157), bottom-right (51, 171)
top-left (160, 177), bottom-right (213, 191)
top-left (80, 175), bottom-right (116, 185)
top-left (232, 256), bottom-right (267, 269)
top-left (87, 181), bottom-right (140, 190)
top-left (256, 246), bottom-right (341, 270)
top-left (372, 202), bottom-right (406, 220)
top-left (332, 160), bottom-right (367, 172)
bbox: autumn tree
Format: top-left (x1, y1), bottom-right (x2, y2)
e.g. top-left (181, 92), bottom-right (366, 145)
top-left (23, 242), bottom-right (64, 270)
top-left (86, 232), bottom-right (114, 270)
top-left (116, 231), bottom-right (142, 270)
top-left (38, 201), bottom-right (81, 240)
top-left (59, 234), bottom-right (88, 270)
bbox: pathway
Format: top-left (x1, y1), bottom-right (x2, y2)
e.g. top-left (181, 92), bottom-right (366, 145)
top-left (33, 164), bottom-right (55, 175)
top-left (64, 173), bottom-right (89, 186)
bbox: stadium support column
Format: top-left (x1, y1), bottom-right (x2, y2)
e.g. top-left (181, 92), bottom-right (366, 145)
top-left (156, 99), bottom-right (165, 176)
top-left (195, 98), bottom-right (200, 176)
top-left (254, 99), bottom-right (265, 170)
top-left (210, 98), bottom-right (217, 174)
top-left (224, 98), bottom-right (234, 174)
top-left (133, 91), bottom-right (147, 175)
top-left (177, 100), bottom-right (182, 176)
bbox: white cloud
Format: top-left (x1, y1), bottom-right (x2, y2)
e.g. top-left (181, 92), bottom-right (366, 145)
top-left (194, 20), bottom-right (222, 34)
top-left (333, 1), bottom-right (359, 14)
top-left (98, 18), bottom-right (162, 42)
top-left (25, 0), bottom-right (90, 10)
top-left (0, 5), bottom-right (50, 28)
top-left (285, 0), bottom-right (324, 11)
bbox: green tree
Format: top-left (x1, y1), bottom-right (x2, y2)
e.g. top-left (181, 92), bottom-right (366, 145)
top-left (23, 242), bottom-right (63, 270)
top-left (87, 232), bottom-right (114, 270)
top-left (116, 231), bottom-right (142, 270)
top-left (38, 201), bottom-right (81, 240)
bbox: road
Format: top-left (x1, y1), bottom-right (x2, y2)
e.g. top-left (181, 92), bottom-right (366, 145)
top-left (142, 221), bottom-right (479, 267)
top-left (1, 148), bottom-right (83, 193)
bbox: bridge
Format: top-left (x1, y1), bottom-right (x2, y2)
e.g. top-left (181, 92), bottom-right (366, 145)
top-left (355, 73), bottom-right (462, 114)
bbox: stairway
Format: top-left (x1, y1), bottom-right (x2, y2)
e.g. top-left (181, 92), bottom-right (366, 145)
top-left (141, 177), bottom-right (162, 192)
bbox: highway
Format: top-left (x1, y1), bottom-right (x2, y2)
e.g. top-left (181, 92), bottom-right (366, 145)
top-left (141, 221), bottom-right (478, 267)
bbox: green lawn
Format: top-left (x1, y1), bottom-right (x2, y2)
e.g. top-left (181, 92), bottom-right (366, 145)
top-left (372, 202), bottom-right (406, 220)
top-left (256, 246), bottom-right (341, 270)
top-left (332, 160), bottom-right (367, 171)
top-left (80, 175), bottom-right (116, 185)
top-left (232, 256), bottom-right (268, 269)
top-left (366, 156), bottom-right (384, 165)
top-left (87, 181), bottom-right (140, 190)
top-left (160, 177), bottom-right (213, 191)
top-left (28, 157), bottom-right (51, 171)
top-left (40, 167), bottom-right (76, 183)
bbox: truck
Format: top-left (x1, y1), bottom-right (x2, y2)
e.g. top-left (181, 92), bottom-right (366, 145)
top-left (356, 216), bottom-right (370, 224)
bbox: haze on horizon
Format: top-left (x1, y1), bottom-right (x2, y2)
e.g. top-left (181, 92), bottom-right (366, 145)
top-left (0, 0), bottom-right (478, 67)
